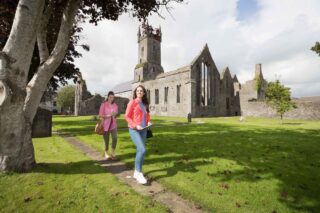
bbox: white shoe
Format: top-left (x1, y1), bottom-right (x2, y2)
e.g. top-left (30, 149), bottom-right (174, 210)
top-left (133, 170), bottom-right (147, 184)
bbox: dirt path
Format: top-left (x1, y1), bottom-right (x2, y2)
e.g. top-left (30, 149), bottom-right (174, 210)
top-left (61, 135), bottom-right (207, 213)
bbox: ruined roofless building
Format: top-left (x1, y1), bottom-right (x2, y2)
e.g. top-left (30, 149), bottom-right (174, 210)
top-left (114, 23), bottom-right (266, 117)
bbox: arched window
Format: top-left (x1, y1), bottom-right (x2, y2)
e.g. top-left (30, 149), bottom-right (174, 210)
top-left (226, 97), bottom-right (230, 110)
top-left (155, 89), bottom-right (159, 104)
top-left (164, 87), bottom-right (169, 103)
top-left (147, 90), bottom-right (151, 103)
top-left (177, 85), bottom-right (181, 103)
top-left (201, 62), bottom-right (209, 106)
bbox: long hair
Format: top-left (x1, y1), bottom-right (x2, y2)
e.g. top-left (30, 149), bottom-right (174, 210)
top-left (106, 91), bottom-right (115, 104)
top-left (133, 85), bottom-right (149, 113)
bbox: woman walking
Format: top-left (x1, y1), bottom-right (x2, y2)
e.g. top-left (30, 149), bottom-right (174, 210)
top-left (99, 91), bottom-right (118, 160)
top-left (125, 85), bottom-right (151, 184)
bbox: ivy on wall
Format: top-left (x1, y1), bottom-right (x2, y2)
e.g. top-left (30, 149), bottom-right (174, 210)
top-left (135, 62), bottom-right (147, 69)
top-left (255, 75), bottom-right (262, 91)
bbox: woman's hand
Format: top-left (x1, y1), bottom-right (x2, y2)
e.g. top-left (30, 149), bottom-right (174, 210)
top-left (147, 122), bottom-right (152, 126)
top-left (136, 125), bottom-right (143, 130)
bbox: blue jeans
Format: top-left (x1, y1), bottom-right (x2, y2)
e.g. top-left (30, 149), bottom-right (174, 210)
top-left (129, 128), bottom-right (147, 172)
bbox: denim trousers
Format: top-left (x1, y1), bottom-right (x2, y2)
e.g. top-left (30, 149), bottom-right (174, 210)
top-left (129, 128), bottom-right (147, 172)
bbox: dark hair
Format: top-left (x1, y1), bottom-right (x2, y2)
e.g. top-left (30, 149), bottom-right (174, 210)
top-left (106, 91), bottom-right (115, 104)
top-left (133, 85), bottom-right (149, 113)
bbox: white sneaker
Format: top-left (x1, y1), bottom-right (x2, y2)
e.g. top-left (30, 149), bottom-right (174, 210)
top-left (133, 170), bottom-right (147, 184)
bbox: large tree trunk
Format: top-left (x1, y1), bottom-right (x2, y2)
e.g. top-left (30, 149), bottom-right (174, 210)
top-left (0, 0), bottom-right (81, 172)
top-left (0, 109), bottom-right (35, 171)
top-left (0, 0), bottom-right (44, 171)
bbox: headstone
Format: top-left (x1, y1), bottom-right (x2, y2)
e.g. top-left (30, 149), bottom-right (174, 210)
top-left (187, 113), bottom-right (192, 123)
top-left (32, 107), bottom-right (52, 138)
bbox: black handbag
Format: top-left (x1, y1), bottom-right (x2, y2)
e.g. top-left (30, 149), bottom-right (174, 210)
top-left (146, 128), bottom-right (153, 138)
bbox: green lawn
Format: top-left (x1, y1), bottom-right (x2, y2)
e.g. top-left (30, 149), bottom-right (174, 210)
top-left (53, 115), bottom-right (320, 213)
top-left (0, 135), bottom-right (167, 213)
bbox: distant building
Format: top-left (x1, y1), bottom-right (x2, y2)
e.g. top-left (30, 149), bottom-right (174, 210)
top-left (113, 22), bottom-right (319, 120)
top-left (113, 23), bottom-right (268, 117)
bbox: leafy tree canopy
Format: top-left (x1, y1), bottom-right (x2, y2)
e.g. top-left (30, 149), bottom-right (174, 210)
top-left (265, 80), bottom-right (297, 120)
top-left (311, 41), bottom-right (320, 56)
top-left (57, 85), bottom-right (76, 111)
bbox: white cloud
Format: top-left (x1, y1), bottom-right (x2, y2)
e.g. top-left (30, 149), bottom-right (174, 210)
top-left (74, 0), bottom-right (320, 97)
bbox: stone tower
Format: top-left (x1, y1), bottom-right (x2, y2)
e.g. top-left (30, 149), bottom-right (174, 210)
top-left (254, 64), bottom-right (267, 101)
top-left (134, 22), bottom-right (164, 82)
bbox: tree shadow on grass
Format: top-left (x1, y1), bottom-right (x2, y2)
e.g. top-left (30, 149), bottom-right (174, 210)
top-left (53, 116), bottom-right (320, 212)
top-left (138, 123), bottom-right (320, 212)
top-left (282, 123), bottom-right (303, 125)
top-left (53, 118), bottom-right (172, 136)
top-left (33, 161), bottom-right (107, 175)
top-left (33, 159), bottom-right (132, 175)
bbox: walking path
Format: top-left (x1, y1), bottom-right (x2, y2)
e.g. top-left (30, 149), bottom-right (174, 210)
top-left (61, 134), bottom-right (207, 213)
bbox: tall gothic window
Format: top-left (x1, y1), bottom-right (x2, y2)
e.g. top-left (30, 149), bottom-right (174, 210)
top-left (201, 62), bottom-right (209, 106)
top-left (176, 85), bottom-right (181, 103)
top-left (226, 97), bottom-right (230, 110)
top-left (164, 87), bottom-right (169, 103)
top-left (147, 90), bottom-right (151, 104)
top-left (155, 89), bottom-right (159, 104)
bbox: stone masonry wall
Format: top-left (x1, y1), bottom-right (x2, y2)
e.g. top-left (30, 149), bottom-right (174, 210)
top-left (79, 95), bottom-right (104, 115)
top-left (241, 101), bottom-right (320, 120)
top-left (114, 97), bottom-right (130, 115)
top-left (132, 67), bottom-right (191, 117)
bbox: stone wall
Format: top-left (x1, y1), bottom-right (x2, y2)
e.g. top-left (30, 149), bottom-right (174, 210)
top-left (190, 46), bottom-right (240, 117)
top-left (79, 94), bottom-right (104, 115)
top-left (115, 97), bottom-right (130, 115)
top-left (190, 51), bottom-right (220, 117)
top-left (241, 101), bottom-right (320, 120)
top-left (133, 66), bottom-right (192, 117)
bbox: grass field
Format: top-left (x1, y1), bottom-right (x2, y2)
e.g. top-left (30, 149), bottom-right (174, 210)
top-left (52, 115), bottom-right (320, 213)
top-left (0, 135), bottom-right (167, 213)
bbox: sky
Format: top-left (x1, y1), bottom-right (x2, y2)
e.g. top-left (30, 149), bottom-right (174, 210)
top-left (74, 0), bottom-right (320, 98)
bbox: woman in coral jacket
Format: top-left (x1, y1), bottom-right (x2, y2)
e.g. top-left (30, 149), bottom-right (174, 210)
top-left (125, 85), bottom-right (151, 184)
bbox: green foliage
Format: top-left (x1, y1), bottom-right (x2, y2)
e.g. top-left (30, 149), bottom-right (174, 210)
top-left (53, 115), bottom-right (320, 213)
top-left (135, 62), bottom-right (147, 69)
top-left (265, 80), bottom-right (297, 120)
top-left (1, 0), bottom-right (185, 91)
top-left (0, 0), bottom-right (85, 91)
top-left (311, 41), bottom-right (320, 56)
top-left (255, 75), bottom-right (262, 91)
top-left (57, 85), bottom-right (75, 112)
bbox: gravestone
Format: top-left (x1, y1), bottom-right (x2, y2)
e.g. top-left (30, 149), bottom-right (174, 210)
top-left (32, 107), bottom-right (52, 138)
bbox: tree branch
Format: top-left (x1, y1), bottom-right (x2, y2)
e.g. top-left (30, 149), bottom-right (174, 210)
top-left (37, 0), bottom-right (54, 64)
top-left (2, 0), bottom-right (45, 88)
top-left (24, 0), bottom-right (81, 121)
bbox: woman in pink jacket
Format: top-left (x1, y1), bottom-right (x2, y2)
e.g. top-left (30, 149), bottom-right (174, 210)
top-left (125, 85), bottom-right (151, 184)
top-left (99, 91), bottom-right (118, 160)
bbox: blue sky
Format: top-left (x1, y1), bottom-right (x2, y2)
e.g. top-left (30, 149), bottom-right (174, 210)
top-left (237, 0), bottom-right (259, 21)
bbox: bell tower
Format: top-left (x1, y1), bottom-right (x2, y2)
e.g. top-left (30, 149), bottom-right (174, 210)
top-left (134, 22), bottom-right (164, 82)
